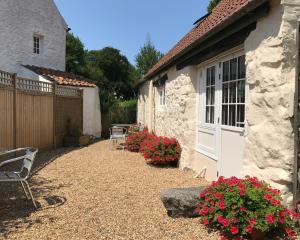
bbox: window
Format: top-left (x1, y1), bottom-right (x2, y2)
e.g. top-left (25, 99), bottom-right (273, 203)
top-left (222, 55), bottom-right (246, 128)
top-left (159, 88), bottom-right (165, 107)
top-left (33, 35), bottom-right (41, 54)
top-left (205, 66), bottom-right (216, 124)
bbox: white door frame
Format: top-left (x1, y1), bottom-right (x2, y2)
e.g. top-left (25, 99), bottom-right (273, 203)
top-left (196, 46), bottom-right (247, 177)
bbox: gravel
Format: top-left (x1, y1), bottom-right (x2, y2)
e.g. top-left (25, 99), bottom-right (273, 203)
top-left (0, 140), bottom-right (220, 240)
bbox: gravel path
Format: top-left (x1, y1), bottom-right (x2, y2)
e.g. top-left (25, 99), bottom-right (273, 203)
top-left (0, 140), bottom-right (219, 240)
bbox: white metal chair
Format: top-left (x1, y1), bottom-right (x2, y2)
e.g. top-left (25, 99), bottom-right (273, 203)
top-left (0, 148), bottom-right (39, 208)
top-left (109, 127), bottom-right (128, 150)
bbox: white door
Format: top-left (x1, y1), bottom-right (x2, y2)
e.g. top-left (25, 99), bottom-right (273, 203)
top-left (197, 53), bottom-right (246, 178)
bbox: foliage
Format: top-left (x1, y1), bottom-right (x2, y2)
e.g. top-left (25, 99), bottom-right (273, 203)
top-left (66, 33), bottom-right (86, 75)
top-left (125, 128), bottom-right (149, 152)
top-left (110, 99), bottom-right (137, 124)
top-left (135, 36), bottom-right (164, 77)
top-left (196, 176), bottom-right (299, 240)
top-left (207, 0), bottom-right (221, 12)
top-left (140, 135), bottom-right (181, 165)
top-left (65, 117), bottom-right (82, 138)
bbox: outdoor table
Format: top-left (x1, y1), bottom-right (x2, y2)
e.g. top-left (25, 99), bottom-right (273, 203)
top-left (111, 124), bottom-right (134, 128)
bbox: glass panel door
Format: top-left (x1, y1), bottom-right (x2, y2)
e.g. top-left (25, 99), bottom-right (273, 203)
top-left (221, 55), bottom-right (246, 128)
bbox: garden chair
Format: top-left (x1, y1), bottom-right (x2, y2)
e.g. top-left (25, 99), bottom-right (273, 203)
top-left (0, 148), bottom-right (38, 209)
top-left (109, 127), bottom-right (128, 150)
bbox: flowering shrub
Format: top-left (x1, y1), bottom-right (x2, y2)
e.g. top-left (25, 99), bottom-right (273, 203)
top-left (197, 176), bottom-right (299, 240)
top-left (128, 124), bottom-right (142, 136)
top-left (125, 127), bottom-right (149, 152)
top-left (140, 135), bottom-right (181, 165)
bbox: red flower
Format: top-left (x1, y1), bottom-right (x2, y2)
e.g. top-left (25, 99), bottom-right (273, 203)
top-left (263, 194), bottom-right (273, 201)
top-left (217, 215), bottom-right (224, 224)
top-left (249, 218), bottom-right (256, 226)
top-left (271, 199), bottom-right (280, 206)
top-left (216, 192), bottom-right (223, 199)
top-left (246, 225), bottom-right (253, 234)
top-left (218, 201), bottom-right (226, 210)
top-left (240, 207), bottom-right (246, 212)
top-left (210, 200), bottom-right (215, 206)
top-left (230, 226), bottom-right (239, 235)
top-left (285, 228), bottom-right (295, 237)
top-left (221, 236), bottom-right (228, 240)
top-left (202, 218), bottom-right (209, 225)
top-left (200, 207), bottom-right (209, 216)
top-left (221, 218), bottom-right (230, 227)
top-left (265, 213), bottom-right (276, 224)
top-left (289, 210), bottom-right (299, 220)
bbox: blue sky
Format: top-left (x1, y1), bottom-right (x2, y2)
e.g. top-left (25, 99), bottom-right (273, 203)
top-left (54, 0), bottom-right (210, 64)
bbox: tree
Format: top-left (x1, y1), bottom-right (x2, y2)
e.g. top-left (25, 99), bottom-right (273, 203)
top-left (135, 36), bottom-right (163, 77)
top-left (85, 47), bottom-right (137, 100)
top-left (207, 0), bottom-right (221, 12)
top-left (66, 32), bottom-right (85, 75)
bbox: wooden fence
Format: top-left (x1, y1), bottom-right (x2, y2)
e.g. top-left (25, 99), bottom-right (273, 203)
top-left (0, 70), bottom-right (83, 151)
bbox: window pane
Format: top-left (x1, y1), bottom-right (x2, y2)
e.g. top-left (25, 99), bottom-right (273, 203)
top-left (210, 106), bottom-right (215, 124)
top-left (211, 67), bottom-right (215, 85)
top-left (223, 61), bottom-right (229, 82)
top-left (206, 68), bottom-right (211, 86)
top-left (206, 107), bottom-right (210, 123)
top-left (230, 58), bottom-right (237, 80)
top-left (206, 87), bottom-right (211, 105)
top-left (229, 105), bottom-right (236, 126)
top-left (238, 55), bottom-right (246, 79)
top-left (229, 82), bottom-right (237, 103)
top-left (211, 86), bottom-right (215, 105)
top-left (222, 105), bottom-right (228, 125)
top-left (237, 105), bottom-right (245, 125)
top-left (222, 83), bottom-right (229, 103)
top-left (237, 80), bottom-right (245, 103)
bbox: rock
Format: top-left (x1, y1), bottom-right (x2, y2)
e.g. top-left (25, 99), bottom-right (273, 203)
top-left (160, 187), bottom-right (205, 218)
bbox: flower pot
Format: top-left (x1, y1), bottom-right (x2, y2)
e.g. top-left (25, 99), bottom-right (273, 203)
top-left (251, 229), bottom-right (266, 240)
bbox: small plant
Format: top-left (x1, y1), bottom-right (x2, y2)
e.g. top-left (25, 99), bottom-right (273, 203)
top-left (196, 176), bottom-right (299, 240)
top-left (140, 135), bottom-right (181, 165)
top-left (125, 127), bottom-right (149, 152)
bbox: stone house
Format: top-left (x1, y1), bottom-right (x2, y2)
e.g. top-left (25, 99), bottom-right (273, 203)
top-left (0, 0), bottom-right (101, 137)
top-left (137, 0), bottom-right (300, 205)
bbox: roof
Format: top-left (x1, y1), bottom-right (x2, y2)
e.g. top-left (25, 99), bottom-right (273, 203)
top-left (24, 65), bottom-right (96, 88)
top-left (145, 0), bottom-right (263, 79)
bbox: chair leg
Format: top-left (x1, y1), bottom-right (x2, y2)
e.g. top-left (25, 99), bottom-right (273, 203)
top-left (24, 181), bottom-right (38, 209)
top-left (20, 181), bottom-right (30, 199)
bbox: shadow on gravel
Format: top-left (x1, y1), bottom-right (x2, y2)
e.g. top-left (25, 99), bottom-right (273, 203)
top-left (0, 147), bottom-right (74, 237)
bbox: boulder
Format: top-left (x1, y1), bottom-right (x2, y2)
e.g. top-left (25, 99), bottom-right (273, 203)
top-left (160, 187), bottom-right (205, 218)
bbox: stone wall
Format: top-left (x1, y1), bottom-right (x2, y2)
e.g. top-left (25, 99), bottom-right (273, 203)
top-left (243, 0), bottom-right (300, 205)
top-left (137, 82), bottom-right (150, 126)
top-left (153, 66), bottom-right (198, 170)
top-left (0, 0), bottom-right (67, 77)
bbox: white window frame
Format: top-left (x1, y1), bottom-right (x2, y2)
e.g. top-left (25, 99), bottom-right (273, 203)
top-left (158, 87), bottom-right (166, 109)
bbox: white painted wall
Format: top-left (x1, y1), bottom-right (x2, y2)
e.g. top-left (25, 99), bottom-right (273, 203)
top-left (82, 87), bottom-right (102, 137)
top-left (0, 0), bottom-right (67, 77)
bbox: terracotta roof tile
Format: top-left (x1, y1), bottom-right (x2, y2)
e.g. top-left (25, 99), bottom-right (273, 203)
top-left (24, 65), bottom-right (96, 88)
top-left (145, 0), bottom-right (255, 79)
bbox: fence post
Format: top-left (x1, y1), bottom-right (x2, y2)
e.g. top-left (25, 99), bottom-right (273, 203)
top-left (81, 89), bottom-right (84, 134)
top-left (12, 73), bottom-right (17, 149)
top-left (53, 83), bottom-right (57, 149)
